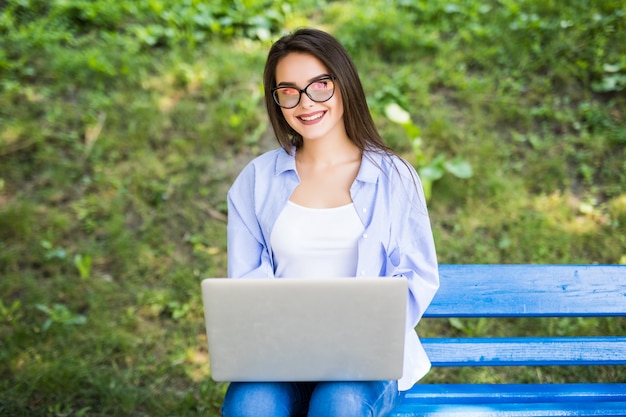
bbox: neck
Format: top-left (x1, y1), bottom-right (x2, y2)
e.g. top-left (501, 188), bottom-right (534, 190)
top-left (298, 133), bottom-right (360, 166)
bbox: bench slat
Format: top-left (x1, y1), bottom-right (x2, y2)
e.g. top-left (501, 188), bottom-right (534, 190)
top-left (390, 401), bottom-right (626, 417)
top-left (393, 384), bottom-right (626, 416)
top-left (422, 336), bottom-right (626, 366)
top-left (425, 265), bottom-right (626, 317)
top-left (402, 383), bottom-right (626, 403)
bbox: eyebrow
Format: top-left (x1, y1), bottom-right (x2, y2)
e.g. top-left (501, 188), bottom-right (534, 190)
top-left (276, 74), bottom-right (332, 88)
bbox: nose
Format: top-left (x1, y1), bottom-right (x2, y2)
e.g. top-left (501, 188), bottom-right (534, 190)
top-left (299, 92), bottom-right (315, 108)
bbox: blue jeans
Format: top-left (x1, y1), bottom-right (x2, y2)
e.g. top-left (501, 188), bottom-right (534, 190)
top-left (222, 380), bottom-right (401, 417)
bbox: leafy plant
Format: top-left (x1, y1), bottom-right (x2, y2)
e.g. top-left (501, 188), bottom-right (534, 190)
top-left (73, 254), bottom-right (92, 280)
top-left (385, 102), bottom-right (473, 200)
top-left (41, 240), bottom-right (67, 261)
top-left (0, 299), bottom-right (22, 325)
top-left (35, 304), bottom-right (87, 333)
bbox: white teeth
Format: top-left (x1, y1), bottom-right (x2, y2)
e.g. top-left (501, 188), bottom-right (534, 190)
top-left (300, 113), bottom-right (323, 121)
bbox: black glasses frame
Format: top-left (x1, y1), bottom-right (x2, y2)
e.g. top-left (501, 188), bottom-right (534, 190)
top-left (272, 76), bottom-right (337, 109)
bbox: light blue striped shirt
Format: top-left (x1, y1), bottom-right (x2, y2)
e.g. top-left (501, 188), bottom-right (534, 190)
top-left (226, 147), bottom-right (440, 390)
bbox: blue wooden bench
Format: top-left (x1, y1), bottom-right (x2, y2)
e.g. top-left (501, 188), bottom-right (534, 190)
top-left (391, 264), bottom-right (626, 417)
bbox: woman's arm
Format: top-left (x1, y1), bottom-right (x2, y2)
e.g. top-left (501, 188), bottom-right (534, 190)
top-left (388, 160), bottom-right (440, 329)
top-left (226, 165), bottom-right (274, 278)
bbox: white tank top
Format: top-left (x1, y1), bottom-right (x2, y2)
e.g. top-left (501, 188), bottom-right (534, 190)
top-left (270, 201), bottom-right (365, 278)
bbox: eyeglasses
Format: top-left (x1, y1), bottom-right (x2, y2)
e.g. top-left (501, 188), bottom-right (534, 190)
top-left (272, 76), bottom-right (336, 109)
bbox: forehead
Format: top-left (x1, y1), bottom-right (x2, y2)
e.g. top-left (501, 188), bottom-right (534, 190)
top-left (275, 53), bottom-right (329, 85)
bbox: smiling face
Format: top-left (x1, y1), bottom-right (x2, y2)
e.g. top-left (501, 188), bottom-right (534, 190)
top-left (274, 53), bottom-right (346, 143)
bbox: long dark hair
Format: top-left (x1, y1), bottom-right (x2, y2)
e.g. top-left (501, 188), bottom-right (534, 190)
top-left (263, 28), bottom-right (393, 155)
top-left (263, 28), bottom-right (426, 212)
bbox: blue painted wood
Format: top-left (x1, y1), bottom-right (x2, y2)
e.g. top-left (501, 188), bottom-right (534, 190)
top-left (391, 264), bottom-right (626, 416)
top-left (390, 401), bottom-right (626, 417)
top-left (402, 384), bottom-right (626, 403)
top-left (394, 383), bottom-right (626, 416)
top-left (422, 337), bottom-right (626, 366)
top-left (424, 264), bottom-right (626, 317)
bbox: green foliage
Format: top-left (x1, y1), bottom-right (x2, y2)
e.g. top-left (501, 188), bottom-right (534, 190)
top-left (73, 253), bottom-right (92, 280)
top-left (0, 0), bottom-right (295, 47)
top-left (330, 0), bottom-right (626, 92)
top-left (384, 102), bottom-right (473, 200)
top-left (0, 0), bottom-right (295, 159)
top-left (35, 303), bottom-right (88, 333)
top-left (0, 299), bottom-right (23, 327)
top-left (328, 0), bottom-right (625, 264)
top-left (1, 0), bottom-right (625, 414)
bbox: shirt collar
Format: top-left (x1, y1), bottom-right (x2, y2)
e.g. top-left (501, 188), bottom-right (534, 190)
top-left (275, 147), bottom-right (296, 176)
top-left (357, 150), bottom-right (383, 184)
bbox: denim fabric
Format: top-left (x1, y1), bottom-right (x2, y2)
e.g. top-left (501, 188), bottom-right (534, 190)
top-left (222, 380), bottom-right (401, 417)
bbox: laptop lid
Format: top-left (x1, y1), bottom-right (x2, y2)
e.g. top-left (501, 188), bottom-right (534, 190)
top-left (201, 277), bottom-right (407, 382)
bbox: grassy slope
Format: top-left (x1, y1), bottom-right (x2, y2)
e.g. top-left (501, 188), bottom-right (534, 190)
top-left (1, 1), bottom-right (625, 415)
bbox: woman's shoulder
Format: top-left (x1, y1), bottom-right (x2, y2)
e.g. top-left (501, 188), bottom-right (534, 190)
top-left (248, 147), bottom-right (288, 164)
top-left (240, 147), bottom-right (293, 172)
top-left (232, 147), bottom-right (294, 188)
top-left (229, 148), bottom-right (286, 195)
top-left (364, 149), bottom-right (417, 179)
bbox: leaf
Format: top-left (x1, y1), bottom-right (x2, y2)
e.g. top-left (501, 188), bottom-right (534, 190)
top-left (35, 304), bottom-right (51, 315)
top-left (419, 164), bottom-right (445, 181)
top-left (444, 157), bottom-right (473, 179)
top-left (420, 177), bottom-right (433, 202)
top-left (384, 102), bottom-right (411, 125)
top-left (411, 137), bottom-right (425, 161)
top-left (42, 319), bottom-right (52, 333)
top-left (74, 254), bottom-right (92, 280)
top-left (75, 407), bottom-right (92, 417)
top-left (404, 124), bottom-right (421, 140)
top-left (419, 155), bottom-right (446, 182)
top-left (67, 315), bottom-right (87, 326)
top-left (591, 74), bottom-right (626, 93)
top-left (448, 317), bottom-right (465, 331)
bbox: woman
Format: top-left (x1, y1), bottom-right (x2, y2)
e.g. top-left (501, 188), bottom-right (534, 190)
top-left (223, 28), bottom-right (439, 417)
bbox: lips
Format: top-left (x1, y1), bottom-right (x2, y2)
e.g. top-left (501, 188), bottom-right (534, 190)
top-left (297, 111), bottom-right (326, 124)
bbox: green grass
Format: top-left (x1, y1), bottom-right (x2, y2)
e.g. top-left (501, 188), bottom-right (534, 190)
top-left (1, 0), bottom-right (625, 415)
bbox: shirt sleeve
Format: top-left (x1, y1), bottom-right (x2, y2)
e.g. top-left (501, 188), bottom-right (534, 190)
top-left (387, 159), bottom-right (440, 329)
top-left (226, 163), bottom-right (274, 278)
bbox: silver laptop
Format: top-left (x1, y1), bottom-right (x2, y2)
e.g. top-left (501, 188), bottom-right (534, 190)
top-left (201, 277), bottom-right (408, 382)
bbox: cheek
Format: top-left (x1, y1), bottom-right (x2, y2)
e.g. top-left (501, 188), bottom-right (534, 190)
top-left (280, 108), bottom-right (295, 123)
top-left (332, 92), bottom-right (345, 116)
top-left (280, 109), bottom-right (299, 131)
